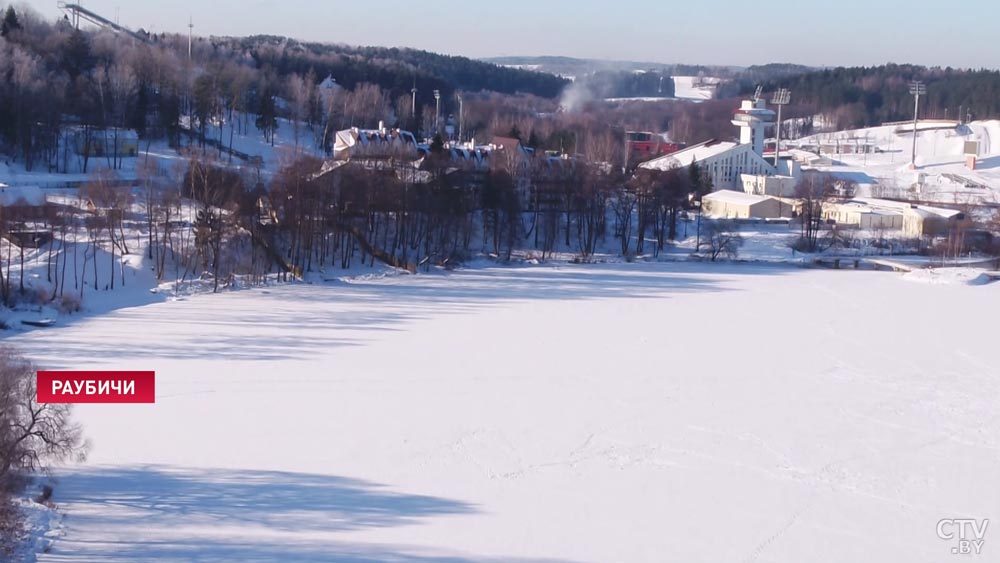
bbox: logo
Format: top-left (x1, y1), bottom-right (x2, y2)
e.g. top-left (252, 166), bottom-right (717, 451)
top-left (937, 518), bottom-right (989, 555)
top-left (36, 371), bottom-right (156, 404)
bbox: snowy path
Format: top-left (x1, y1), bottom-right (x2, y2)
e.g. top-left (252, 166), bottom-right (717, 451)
top-left (6, 263), bottom-right (1000, 562)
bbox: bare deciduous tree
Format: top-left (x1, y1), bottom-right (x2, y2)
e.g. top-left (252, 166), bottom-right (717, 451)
top-left (0, 347), bottom-right (86, 488)
top-left (794, 172), bottom-right (836, 252)
top-left (703, 219), bottom-right (744, 261)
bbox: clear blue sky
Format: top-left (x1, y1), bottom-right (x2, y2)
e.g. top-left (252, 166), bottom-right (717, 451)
top-left (22, 0), bottom-right (1000, 68)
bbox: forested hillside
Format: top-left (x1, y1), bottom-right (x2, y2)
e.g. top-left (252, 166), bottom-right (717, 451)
top-left (0, 5), bottom-right (566, 172)
top-left (236, 36), bottom-right (569, 100)
top-left (736, 64), bottom-right (1000, 130)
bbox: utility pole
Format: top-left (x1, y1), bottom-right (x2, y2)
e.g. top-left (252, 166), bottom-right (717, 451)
top-left (457, 93), bottom-right (464, 142)
top-left (909, 80), bottom-right (926, 169)
top-left (187, 16), bottom-right (193, 60)
top-left (433, 89), bottom-right (441, 134)
top-left (770, 88), bottom-right (791, 170)
top-left (410, 77), bottom-right (417, 125)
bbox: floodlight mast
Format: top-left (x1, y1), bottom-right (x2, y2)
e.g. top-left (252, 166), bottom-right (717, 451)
top-left (909, 80), bottom-right (926, 168)
top-left (411, 83), bottom-right (417, 121)
top-left (433, 89), bottom-right (441, 133)
top-left (457, 93), bottom-right (464, 142)
top-left (770, 88), bottom-right (791, 169)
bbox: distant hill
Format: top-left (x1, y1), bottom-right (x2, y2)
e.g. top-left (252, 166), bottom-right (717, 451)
top-left (233, 36), bottom-right (570, 100)
top-left (731, 64), bottom-right (1000, 129)
top-left (483, 55), bottom-right (737, 78)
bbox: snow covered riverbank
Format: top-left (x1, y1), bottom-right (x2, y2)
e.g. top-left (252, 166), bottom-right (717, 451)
top-left (5, 262), bottom-right (999, 562)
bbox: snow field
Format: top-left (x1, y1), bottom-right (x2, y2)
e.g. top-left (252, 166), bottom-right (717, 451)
top-left (5, 262), bottom-right (999, 562)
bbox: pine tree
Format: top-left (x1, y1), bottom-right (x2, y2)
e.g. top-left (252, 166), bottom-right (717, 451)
top-left (430, 133), bottom-right (445, 155)
top-left (688, 160), bottom-right (710, 197)
top-left (527, 131), bottom-right (541, 149)
top-left (255, 88), bottom-right (278, 145)
top-left (1, 7), bottom-right (21, 38)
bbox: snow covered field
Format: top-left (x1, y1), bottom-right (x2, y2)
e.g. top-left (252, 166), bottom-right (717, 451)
top-left (796, 120), bottom-right (1000, 204)
top-left (671, 76), bottom-right (719, 101)
top-left (5, 262), bottom-right (999, 562)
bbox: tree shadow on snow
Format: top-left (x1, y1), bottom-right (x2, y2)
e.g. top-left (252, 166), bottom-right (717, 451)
top-left (44, 465), bottom-right (577, 563)
top-left (11, 262), bottom-right (791, 367)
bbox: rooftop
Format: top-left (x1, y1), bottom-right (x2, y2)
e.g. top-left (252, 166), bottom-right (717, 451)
top-left (640, 139), bottom-right (740, 170)
top-left (852, 197), bottom-right (962, 218)
top-left (703, 189), bottom-right (774, 206)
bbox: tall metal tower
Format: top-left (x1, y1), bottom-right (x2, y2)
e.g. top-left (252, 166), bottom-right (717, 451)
top-left (770, 88), bottom-right (791, 169)
top-left (909, 80), bottom-right (926, 169)
top-left (188, 16), bottom-right (194, 60)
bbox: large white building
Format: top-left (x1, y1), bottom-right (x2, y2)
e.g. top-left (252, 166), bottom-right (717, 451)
top-left (639, 95), bottom-right (796, 191)
top-left (639, 139), bottom-right (777, 190)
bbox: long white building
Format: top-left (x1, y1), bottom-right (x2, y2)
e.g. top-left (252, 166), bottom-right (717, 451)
top-left (639, 96), bottom-right (788, 191)
top-left (639, 138), bottom-right (777, 190)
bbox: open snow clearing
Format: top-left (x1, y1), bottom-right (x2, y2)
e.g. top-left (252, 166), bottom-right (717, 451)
top-left (6, 262), bottom-right (999, 562)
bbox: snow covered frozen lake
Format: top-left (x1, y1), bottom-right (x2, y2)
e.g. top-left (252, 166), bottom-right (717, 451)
top-left (8, 262), bottom-right (1000, 562)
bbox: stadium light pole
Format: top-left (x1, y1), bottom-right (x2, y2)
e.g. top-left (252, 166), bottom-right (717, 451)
top-left (433, 89), bottom-right (441, 133)
top-left (909, 80), bottom-right (926, 169)
top-left (411, 85), bottom-right (417, 122)
top-left (457, 93), bottom-right (463, 142)
top-left (770, 88), bottom-right (791, 169)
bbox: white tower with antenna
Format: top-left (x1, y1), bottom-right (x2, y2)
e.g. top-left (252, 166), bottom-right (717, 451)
top-left (731, 85), bottom-right (775, 156)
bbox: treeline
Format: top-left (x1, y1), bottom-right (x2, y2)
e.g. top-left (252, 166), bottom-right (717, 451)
top-left (0, 4), bottom-right (570, 173)
top-left (197, 149), bottom-right (715, 280)
top-left (227, 36), bottom-right (568, 101)
top-left (0, 146), bottom-right (715, 308)
top-left (574, 70), bottom-right (676, 99)
top-left (736, 64), bottom-right (1000, 130)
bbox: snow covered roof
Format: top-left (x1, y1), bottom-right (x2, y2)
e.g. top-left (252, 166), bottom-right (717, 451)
top-left (703, 190), bottom-right (774, 206)
top-left (639, 139), bottom-right (740, 170)
top-left (827, 201), bottom-right (901, 216)
top-left (784, 148), bottom-right (829, 163)
top-left (333, 127), bottom-right (418, 157)
top-left (0, 185), bottom-right (45, 206)
top-left (852, 197), bottom-right (962, 218)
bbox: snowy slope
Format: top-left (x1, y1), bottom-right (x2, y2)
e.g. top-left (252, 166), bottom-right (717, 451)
top-left (794, 120), bottom-right (1000, 203)
top-left (671, 76), bottom-right (718, 101)
top-left (5, 263), bottom-right (999, 562)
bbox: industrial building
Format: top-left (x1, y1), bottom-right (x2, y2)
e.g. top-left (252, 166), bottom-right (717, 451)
top-left (701, 190), bottom-right (792, 219)
top-left (821, 197), bottom-right (967, 237)
top-left (821, 201), bottom-right (903, 230)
